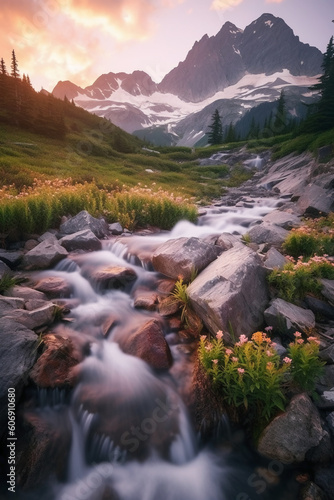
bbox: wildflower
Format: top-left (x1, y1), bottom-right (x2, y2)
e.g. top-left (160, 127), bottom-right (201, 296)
top-left (266, 350), bottom-right (274, 357)
top-left (238, 334), bottom-right (248, 344)
top-left (212, 359), bottom-right (218, 365)
top-left (294, 331), bottom-right (302, 338)
top-left (266, 362), bottom-right (274, 370)
top-left (232, 357), bottom-right (238, 363)
top-left (296, 339), bottom-right (304, 344)
top-left (216, 330), bottom-right (223, 340)
top-left (308, 336), bottom-right (320, 345)
top-left (252, 331), bottom-right (264, 343)
top-left (283, 357), bottom-right (292, 364)
top-left (225, 349), bottom-right (233, 356)
top-left (205, 343), bottom-right (213, 351)
top-left (200, 335), bottom-right (207, 342)
top-left (238, 368), bottom-right (245, 374)
top-left (265, 326), bottom-right (273, 332)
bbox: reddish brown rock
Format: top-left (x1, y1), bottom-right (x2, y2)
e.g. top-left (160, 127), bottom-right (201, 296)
top-left (30, 333), bottom-right (81, 387)
top-left (92, 266), bottom-right (137, 290)
top-left (34, 276), bottom-right (72, 299)
top-left (119, 318), bottom-right (172, 370)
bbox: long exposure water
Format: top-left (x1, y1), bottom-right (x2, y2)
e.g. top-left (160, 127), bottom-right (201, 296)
top-left (15, 198), bottom-right (301, 500)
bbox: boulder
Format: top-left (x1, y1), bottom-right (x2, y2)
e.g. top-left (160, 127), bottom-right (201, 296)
top-left (22, 240), bottom-right (68, 270)
top-left (133, 288), bottom-right (158, 311)
top-left (0, 260), bottom-right (11, 278)
top-left (314, 466), bottom-right (334, 500)
top-left (59, 210), bottom-right (109, 238)
top-left (4, 285), bottom-right (47, 302)
top-left (38, 231), bottom-right (58, 243)
top-left (297, 184), bottom-right (334, 216)
top-left (59, 229), bottom-right (102, 252)
top-left (117, 318), bottom-right (173, 370)
top-left (0, 295), bottom-right (25, 317)
top-left (30, 333), bottom-right (81, 387)
top-left (91, 266), bottom-right (137, 290)
top-left (248, 222), bottom-right (289, 247)
top-left (188, 245), bottom-right (269, 342)
top-left (264, 298), bottom-right (315, 336)
top-left (316, 389), bottom-right (334, 409)
top-left (152, 237), bottom-right (221, 281)
top-left (319, 344), bottom-right (334, 364)
top-left (215, 233), bottom-right (243, 251)
top-left (109, 222), bottom-right (123, 235)
top-left (257, 393), bottom-right (324, 463)
top-left (304, 296), bottom-right (334, 320)
top-left (326, 412), bottom-right (334, 437)
top-left (34, 276), bottom-right (72, 299)
top-left (264, 247), bottom-right (289, 270)
top-left (3, 303), bottom-right (57, 330)
top-left (321, 279), bottom-right (334, 304)
top-left (0, 250), bottom-right (23, 268)
top-left (0, 319), bottom-right (37, 438)
top-left (262, 210), bottom-right (301, 229)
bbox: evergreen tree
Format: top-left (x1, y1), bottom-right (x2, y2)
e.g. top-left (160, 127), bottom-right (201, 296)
top-left (273, 90), bottom-right (286, 134)
top-left (10, 50), bottom-right (19, 79)
top-left (0, 58), bottom-right (7, 75)
top-left (207, 109), bottom-right (223, 145)
top-left (225, 122), bottom-right (236, 143)
top-left (311, 36), bottom-right (334, 130)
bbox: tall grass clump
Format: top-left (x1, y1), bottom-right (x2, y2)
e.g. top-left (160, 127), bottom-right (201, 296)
top-left (0, 179), bottom-right (197, 235)
top-left (283, 214), bottom-right (334, 258)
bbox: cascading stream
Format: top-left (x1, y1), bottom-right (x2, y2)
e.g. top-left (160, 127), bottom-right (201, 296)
top-left (31, 197), bottom-right (284, 500)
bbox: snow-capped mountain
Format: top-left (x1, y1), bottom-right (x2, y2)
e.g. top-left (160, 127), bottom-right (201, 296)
top-left (53, 13), bottom-right (323, 146)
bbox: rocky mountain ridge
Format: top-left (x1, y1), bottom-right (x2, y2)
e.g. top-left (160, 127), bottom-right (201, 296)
top-left (53, 13), bottom-right (323, 146)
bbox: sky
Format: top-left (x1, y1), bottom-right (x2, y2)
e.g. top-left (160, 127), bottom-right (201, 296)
top-left (1, 0), bottom-right (333, 92)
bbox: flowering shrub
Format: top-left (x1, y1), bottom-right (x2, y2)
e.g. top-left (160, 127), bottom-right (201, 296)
top-left (199, 330), bottom-right (324, 422)
top-left (268, 255), bottom-right (334, 302)
top-left (283, 214), bottom-right (334, 258)
top-left (288, 332), bottom-right (325, 393)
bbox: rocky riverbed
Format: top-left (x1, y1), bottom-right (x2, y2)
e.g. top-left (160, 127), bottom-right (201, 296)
top-left (0, 149), bottom-right (333, 499)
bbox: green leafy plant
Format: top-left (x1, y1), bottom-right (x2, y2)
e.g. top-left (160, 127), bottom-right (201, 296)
top-left (199, 331), bottom-right (288, 421)
top-left (170, 273), bottom-right (202, 333)
top-left (283, 214), bottom-right (334, 258)
top-left (0, 273), bottom-right (25, 294)
top-left (287, 332), bottom-right (325, 393)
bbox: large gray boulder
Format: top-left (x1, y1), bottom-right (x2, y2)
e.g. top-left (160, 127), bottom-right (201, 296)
top-left (257, 393), bottom-right (324, 463)
top-left (264, 247), bottom-right (288, 270)
top-left (264, 298), bottom-right (315, 336)
top-left (321, 280), bottom-right (334, 304)
top-left (3, 303), bottom-right (57, 330)
top-left (22, 240), bottom-right (68, 270)
top-left (152, 237), bottom-right (221, 282)
top-left (4, 286), bottom-right (47, 302)
top-left (0, 319), bottom-right (37, 438)
top-left (59, 210), bottom-right (109, 238)
top-left (187, 245), bottom-right (269, 342)
top-left (0, 296), bottom-right (25, 317)
top-left (262, 210), bottom-right (301, 229)
top-left (248, 222), bottom-right (289, 247)
top-left (297, 184), bottom-right (334, 216)
top-left (59, 229), bottom-right (102, 252)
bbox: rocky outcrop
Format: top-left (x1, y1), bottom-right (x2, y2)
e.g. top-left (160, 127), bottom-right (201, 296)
top-left (59, 210), bottom-right (109, 238)
top-left (59, 229), bottom-right (102, 252)
top-left (188, 245), bottom-right (269, 341)
top-left (0, 319), bottom-right (37, 438)
top-left (258, 393), bottom-right (324, 463)
top-left (248, 222), bottom-right (289, 247)
top-left (22, 239), bottom-right (68, 270)
top-left (264, 298), bottom-right (315, 336)
top-left (152, 237), bottom-right (221, 281)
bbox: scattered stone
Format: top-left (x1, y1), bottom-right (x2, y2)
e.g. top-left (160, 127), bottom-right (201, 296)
top-left (319, 344), bottom-right (334, 364)
top-left (59, 210), bottom-right (109, 238)
top-left (264, 247), bottom-right (289, 270)
top-left (22, 240), bottom-right (68, 270)
top-left (152, 237), bottom-right (221, 282)
top-left (0, 295), bottom-right (25, 317)
top-left (0, 260), bottom-right (11, 278)
top-left (304, 296), bottom-right (334, 320)
top-left (59, 229), bottom-right (102, 252)
top-left (0, 319), bottom-right (37, 438)
top-left (3, 303), bottom-right (57, 330)
top-left (316, 389), bottom-right (334, 409)
top-left (133, 288), bottom-right (158, 311)
top-left (188, 245), bottom-right (269, 341)
top-left (306, 429), bottom-right (333, 464)
top-left (216, 232), bottom-right (243, 251)
top-left (325, 412), bottom-right (334, 437)
top-left (109, 222), bottom-right (123, 235)
top-left (0, 250), bottom-right (23, 268)
top-left (30, 333), bottom-right (81, 387)
top-left (248, 222), bottom-right (289, 248)
top-left (257, 393), bottom-right (324, 463)
top-left (314, 465), bottom-right (334, 500)
top-left (321, 280), bottom-right (334, 304)
top-left (262, 210), bottom-right (301, 229)
top-left (116, 318), bottom-right (172, 370)
top-left (264, 298), bottom-right (315, 337)
top-left (272, 337), bottom-right (287, 357)
top-left (38, 231), bottom-right (58, 243)
top-left (91, 266), bottom-right (137, 290)
top-left (4, 285), bottom-right (47, 302)
top-left (297, 184), bottom-right (334, 217)
top-left (34, 277), bottom-right (72, 299)
top-left (24, 239), bottom-right (39, 252)
top-left (25, 299), bottom-right (49, 311)
top-left (158, 296), bottom-right (180, 316)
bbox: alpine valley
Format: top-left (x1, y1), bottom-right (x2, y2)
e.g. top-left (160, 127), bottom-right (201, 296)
top-left (52, 13), bottom-right (323, 147)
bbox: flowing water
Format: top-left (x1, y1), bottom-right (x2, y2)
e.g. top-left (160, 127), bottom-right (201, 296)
top-left (16, 197), bottom-right (301, 500)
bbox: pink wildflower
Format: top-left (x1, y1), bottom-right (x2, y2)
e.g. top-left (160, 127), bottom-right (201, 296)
top-left (294, 332), bottom-right (302, 338)
top-left (200, 335), bottom-right (207, 342)
top-left (225, 349), bottom-right (233, 356)
top-left (232, 357), bottom-right (238, 363)
top-left (266, 362), bottom-right (274, 370)
top-left (266, 350), bottom-right (274, 357)
top-left (216, 330), bottom-right (223, 340)
top-left (283, 357), bottom-right (292, 364)
top-left (296, 339), bottom-right (304, 344)
top-left (308, 336), bottom-right (320, 345)
top-left (212, 359), bottom-right (218, 365)
top-left (205, 343), bottom-right (213, 351)
top-left (239, 334), bottom-right (248, 345)
top-left (265, 326), bottom-right (273, 332)
top-left (237, 368), bottom-right (245, 374)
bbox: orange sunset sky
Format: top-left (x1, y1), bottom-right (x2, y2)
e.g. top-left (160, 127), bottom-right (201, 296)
top-left (1, 0), bottom-right (333, 92)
